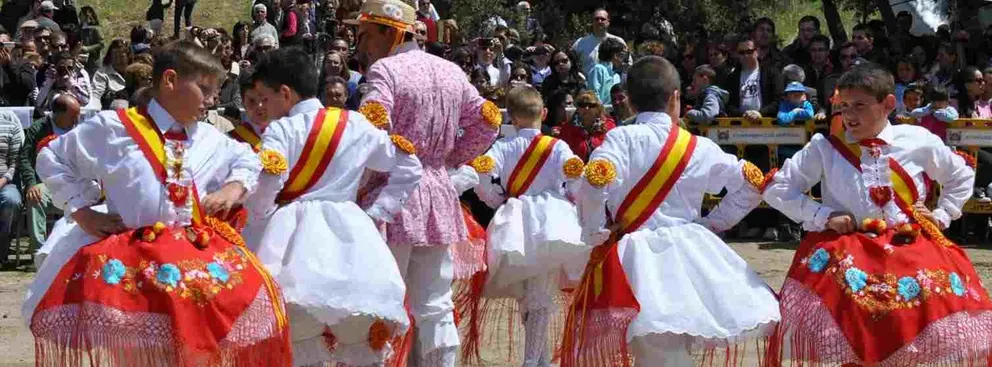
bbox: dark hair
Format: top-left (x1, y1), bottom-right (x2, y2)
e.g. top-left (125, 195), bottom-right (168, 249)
top-left (809, 34), bottom-right (831, 49)
top-left (837, 64), bottom-right (894, 102)
top-left (798, 15), bottom-right (820, 31)
top-left (852, 23), bottom-right (873, 39)
top-left (693, 64), bottom-right (716, 80)
top-left (626, 56), bottom-right (680, 112)
top-left (544, 89), bottom-right (572, 126)
top-left (892, 56), bottom-right (919, 82)
top-left (838, 41), bottom-right (856, 53)
top-left (754, 17), bottom-right (776, 34)
top-left (101, 38), bottom-right (130, 67)
top-left (510, 61), bottom-right (532, 83)
top-left (928, 84), bottom-right (949, 102)
top-left (737, 36), bottom-right (756, 47)
top-left (130, 25), bottom-right (151, 45)
top-left (597, 38), bottom-right (626, 63)
top-left (904, 83), bottom-right (924, 98)
top-left (238, 72), bottom-right (254, 97)
top-left (954, 66), bottom-right (981, 116)
top-left (152, 41), bottom-right (226, 87)
top-left (80, 6), bottom-right (100, 26)
top-left (252, 46), bottom-right (319, 98)
top-left (52, 51), bottom-right (74, 66)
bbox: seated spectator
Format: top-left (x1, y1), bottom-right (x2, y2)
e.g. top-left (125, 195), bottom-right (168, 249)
top-left (91, 38), bottom-right (129, 110)
top-left (540, 49), bottom-right (585, 101)
top-left (123, 62), bottom-right (153, 99)
top-left (322, 75), bottom-right (348, 108)
top-left (542, 89), bottom-right (573, 135)
top-left (953, 66), bottom-right (991, 119)
top-left (508, 61), bottom-right (532, 88)
top-left (20, 94), bottom-right (79, 257)
top-left (722, 36), bottom-right (781, 121)
top-left (783, 15), bottom-right (820, 66)
top-left (895, 83), bottom-right (924, 122)
top-left (893, 57), bottom-right (921, 113)
top-left (777, 81), bottom-right (814, 125)
top-left (910, 85), bottom-right (957, 140)
top-left (529, 44), bottom-right (552, 88)
top-left (586, 37), bottom-right (625, 105)
top-left (556, 90), bottom-right (616, 160)
top-left (0, 107), bottom-right (22, 268)
top-left (36, 51), bottom-right (90, 110)
top-left (78, 6), bottom-right (104, 75)
top-left (685, 64), bottom-right (728, 126)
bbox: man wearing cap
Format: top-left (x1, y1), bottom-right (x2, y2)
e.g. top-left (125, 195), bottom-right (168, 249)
top-left (15, 19), bottom-right (38, 41)
top-left (34, 1), bottom-right (61, 33)
top-left (250, 4), bottom-right (280, 49)
top-left (352, 0), bottom-right (500, 365)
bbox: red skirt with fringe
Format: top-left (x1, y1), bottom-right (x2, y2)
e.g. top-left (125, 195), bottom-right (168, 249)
top-left (769, 230), bottom-right (992, 366)
top-left (30, 223), bottom-right (291, 367)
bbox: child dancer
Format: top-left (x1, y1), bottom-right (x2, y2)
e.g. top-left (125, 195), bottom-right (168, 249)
top-left (765, 64), bottom-right (992, 366)
top-left (461, 86), bottom-right (587, 367)
top-left (561, 57), bottom-right (780, 367)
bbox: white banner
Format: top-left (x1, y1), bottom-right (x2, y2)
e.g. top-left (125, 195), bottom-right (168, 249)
top-left (946, 128), bottom-right (992, 147)
top-left (706, 127), bottom-right (808, 145)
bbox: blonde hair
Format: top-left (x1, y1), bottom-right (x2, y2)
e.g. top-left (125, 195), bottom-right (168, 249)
top-left (574, 90), bottom-right (605, 118)
top-left (506, 85), bottom-right (544, 127)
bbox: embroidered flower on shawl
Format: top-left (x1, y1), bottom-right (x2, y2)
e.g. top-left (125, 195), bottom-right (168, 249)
top-left (359, 102), bottom-right (390, 129)
top-left (807, 248), bottom-right (829, 273)
top-left (207, 262), bottom-right (230, 283)
top-left (845, 268), bottom-right (868, 292)
top-left (950, 273), bottom-right (966, 296)
top-left (259, 149), bottom-right (288, 175)
top-left (157, 264), bottom-right (182, 288)
top-left (742, 161), bottom-right (764, 191)
top-left (897, 276), bottom-right (921, 301)
top-left (954, 150), bottom-right (977, 169)
top-left (101, 259), bottom-right (127, 285)
top-left (470, 155), bottom-right (495, 174)
top-left (563, 157), bottom-right (585, 179)
top-left (584, 159), bottom-right (616, 188)
top-left (481, 100), bottom-right (503, 128)
top-left (390, 134), bottom-right (417, 154)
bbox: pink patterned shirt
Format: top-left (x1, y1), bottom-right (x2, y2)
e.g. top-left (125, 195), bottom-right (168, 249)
top-left (360, 42), bottom-right (499, 247)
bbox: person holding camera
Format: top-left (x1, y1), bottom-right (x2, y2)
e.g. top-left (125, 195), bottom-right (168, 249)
top-left (35, 51), bottom-right (89, 110)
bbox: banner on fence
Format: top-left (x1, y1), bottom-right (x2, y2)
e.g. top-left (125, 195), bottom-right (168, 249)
top-left (946, 128), bottom-right (992, 147)
top-left (706, 126), bottom-right (808, 145)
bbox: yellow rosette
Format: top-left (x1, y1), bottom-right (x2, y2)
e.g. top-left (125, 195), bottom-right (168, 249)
top-left (259, 149), bottom-right (288, 175)
top-left (563, 157), bottom-right (585, 179)
top-left (359, 102), bottom-right (390, 130)
top-left (390, 134), bottom-right (417, 154)
top-left (742, 160), bottom-right (764, 191)
top-left (481, 100), bottom-right (502, 128)
top-left (469, 155), bottom-right (495, 174)
top-left (584, 159), bottom-right (616, 188)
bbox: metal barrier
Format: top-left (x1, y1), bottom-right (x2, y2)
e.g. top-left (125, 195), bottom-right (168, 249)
top-left (947, 119), bottom-right (992, 215)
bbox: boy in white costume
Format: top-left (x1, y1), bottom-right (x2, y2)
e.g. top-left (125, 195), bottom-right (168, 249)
top-left (246, 47), bottom-right (422, 366)
top-left (560, 56), bottom-right (780, 367)
top-left (459, 86), bottom-right (586, 366)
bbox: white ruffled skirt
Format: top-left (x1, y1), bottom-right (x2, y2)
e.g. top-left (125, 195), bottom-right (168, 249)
top-left (619, 222), bottom-right (780, 344)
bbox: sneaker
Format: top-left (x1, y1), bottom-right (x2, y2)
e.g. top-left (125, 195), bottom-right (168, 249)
top-left (978, 188), bottom-right (992, 203)
top-left (763, 227), bottom-right (778, 241)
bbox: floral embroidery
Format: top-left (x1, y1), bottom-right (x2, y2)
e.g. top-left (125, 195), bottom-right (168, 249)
top-left (897, 276), bottom-right (921, 301)
top-left (742, 161), bottom-right (764, 191)
top-left (101, 259), bottom-right (126, 285)
top-left (954, 150), bottom-right (976, 169)
top-left (359, 102), bottom-right (390, 129)
top-left (481, 100), bottom-right (503, 128)
top-left (207, 262), bottom-right (230, 283)
top-left (469, 155), bottom-right (495, 174)
top-left (584, 159), bottom-right (616, 188)
top-left (157, 264), bottom-right (182, 288)
top-left (950, 273), bottom-right (966, 296)
top-left (759, 168), bottom-right (779, 193)
top-left (368, 320), bottom-right (390, 351)
top-left (845, 268), bottom-right (868, 292)
top-left (390, 134), bottom-right (417, 154)
top-left (806, 248), bottom-right (829, 273)
top-left (36, 134), bottom-right (57, 153)
top-left (259, 149), bottom-right (288, 175)
top-left (563, 157), bottom-right (585, 179)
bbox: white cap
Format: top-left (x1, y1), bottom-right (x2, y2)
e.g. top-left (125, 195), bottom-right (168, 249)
top-left (40, 1), bottom-right (59, 11)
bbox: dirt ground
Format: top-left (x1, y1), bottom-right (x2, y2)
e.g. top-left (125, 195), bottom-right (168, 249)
top-left (4, 242), bottom-right (992, 366)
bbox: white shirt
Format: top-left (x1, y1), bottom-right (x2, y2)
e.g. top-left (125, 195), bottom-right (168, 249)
top-left (247, 98), bottom-right (423, 222)
top-left (474, 128), bottom-right (580, 208)
top-left (38, 98), bottom-right (260, 228)
top-left (580, 112), bottom-right (762, 235)
top-left (91, 66), bottom-right (126, 110)
top-left (764, 123), bottom-right (974, 231)
top-left (477, 63), bottom-right (502, 88)
top-left (571, 32), bottom-right (628, 78)
top-left (739, 67), bottom-right (762, 112)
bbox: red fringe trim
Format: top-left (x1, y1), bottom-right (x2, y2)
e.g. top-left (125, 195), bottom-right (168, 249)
top-left (385, 296), bottom-right (415, 367)
top-left (557, 308), bottom-right (638, 367)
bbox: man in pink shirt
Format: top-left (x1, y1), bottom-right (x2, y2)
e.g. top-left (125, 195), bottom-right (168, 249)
top-left (350, 0), bottom-right (500, 365)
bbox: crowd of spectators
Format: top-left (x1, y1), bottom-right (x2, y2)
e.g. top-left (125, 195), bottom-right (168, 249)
top-left (0, 0), bottom-right (991, 267)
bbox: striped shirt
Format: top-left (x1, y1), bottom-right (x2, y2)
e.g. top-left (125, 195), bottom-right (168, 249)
top-left (0, 110), bottom-right (25, 181)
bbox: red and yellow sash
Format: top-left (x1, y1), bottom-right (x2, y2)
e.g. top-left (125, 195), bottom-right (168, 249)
top-left (118, 107), bottom-right (205, 226)
top-left (229, 122), bottom-right (262, 152)
top-left (275, 107), bottom-right (348, 204)
top-left (505, 135), bottom-right (558, 197)
top-left (561, 123), bottom-right (697, 367)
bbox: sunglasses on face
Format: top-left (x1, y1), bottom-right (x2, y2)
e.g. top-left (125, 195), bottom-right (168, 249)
top-left (577, 102), bottom-right (597, 109)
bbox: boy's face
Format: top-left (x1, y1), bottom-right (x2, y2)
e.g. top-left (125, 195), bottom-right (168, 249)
top-left (786, 91), bottom-right (807, 105)
top-left (691, 73), bottom-right (709, 94)
top-left (903, 91), bottom-right (922, 110)
top-left (160, 71), bottom-right (220, 125)
top-left (252, 80), bottom-right (294, 120)
top-left (931, 100), bottom-right (949, 110)
top-left (242, 86), bottom-right (270, 130)
top-left (838, 87), bottom-right (895, 141)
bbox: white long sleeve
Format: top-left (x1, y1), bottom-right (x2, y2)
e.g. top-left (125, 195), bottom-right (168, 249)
top-left (363, 127), bottom-right (424, 222)
top-left (37, 115), bottom-right (106, 215)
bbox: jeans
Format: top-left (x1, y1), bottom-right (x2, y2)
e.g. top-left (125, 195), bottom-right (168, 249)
top-left (173, 0), bottom-right (196, 36)
top-left (0, 183), bottom-right (23, 263)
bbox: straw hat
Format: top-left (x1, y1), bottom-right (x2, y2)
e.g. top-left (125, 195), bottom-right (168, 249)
top-left (344, 0), bottom-right (422, 39)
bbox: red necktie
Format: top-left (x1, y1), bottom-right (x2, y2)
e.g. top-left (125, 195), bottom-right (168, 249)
top-left (858, 138), bottom-right (886, 147)
top-left (164, 127), bottom-right (188, 141)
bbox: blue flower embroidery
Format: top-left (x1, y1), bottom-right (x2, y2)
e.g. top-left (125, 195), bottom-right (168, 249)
top-left (807, 248), bottom-right (829, 273)
top-left (101, 259), bottom-right (126, 285)
top-left (950, 273), bottom-right (966, 296)
top-left (207, 262), bottom-right (230, 283)
top-left (897, 276), bottom-right (921, 301)
top-left (845, 268), bottom-right (868, 292)
top-left (157, 264), bottom-right (182, 288)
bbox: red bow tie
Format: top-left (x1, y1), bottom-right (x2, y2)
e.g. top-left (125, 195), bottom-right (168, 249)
top-left (859, 138), bottom-right (887, 147)
top-left (164, 128), bottom-right (188, 141)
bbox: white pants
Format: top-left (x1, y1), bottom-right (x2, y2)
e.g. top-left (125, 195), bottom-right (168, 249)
top-left (631, 333), bottom-right (694, 367)
top-left (389, 244), bottom-right (458, 367)
top-left (288, 305), bottom-right (389, 366)
top-left (518, 273), bottom-right (555, 367)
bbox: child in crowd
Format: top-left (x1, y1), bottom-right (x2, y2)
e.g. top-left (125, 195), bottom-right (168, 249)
top-left (894, 83), bottom-right (924, 122)
top-left (894, 57), bottom-right (921, 113)
top-left (910, 85), bottom-right (958, 139)
top-left (777, 81), bottom-right (815, 125)
top-left (685, 64), bottom-right (728, 126)
top-left (461, 85), bottom-right (587, 366)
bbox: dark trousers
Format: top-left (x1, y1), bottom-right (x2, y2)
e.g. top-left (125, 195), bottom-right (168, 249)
top-left (173, 0), bottom-right (195, 36)
top-left (977, 148), bottom-right (992, 189)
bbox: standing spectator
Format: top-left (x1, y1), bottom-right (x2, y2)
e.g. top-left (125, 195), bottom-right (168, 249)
top-left (416, 0), bottom-right (436, 43)
top-left (511, 1), bottom-right (541, 39)
top-left (278, 0), bottom-right (301, 47)
top-left (145, 0), bottom-right (171, 35)
top-left (782, 15), bottom-right (820, 66)
top-left (852, 23), bottom-right (887, 66)
top-left (586, 37), bottom-right (624, 104)
top-left (91, 38), bottom-right (129, 110)
top-left (475, 37), bottom-right (501, 87)
top-left (0, 108), bottom-right (22, 268)
top-left (77, 6), bottom-right (102, 75)
top-left (802, 35), bottom-right (832, 99)
top-left (822, 42), bottom-right (858, 106)
top-left (529, 44), bottom-right (551, 87)
top-left (173, 0), bottom-right (196, 38)
top-left (708, 42), bottom-right (733, 86)
top-left (723, 36), bottom-right (781, 121)
top-left (250, 4), bottom-right (279, 49)
top-left (540, 50), bottom-right (585, 101)
top-left (20, 94), bottom-right (78, 258)
top-left (34, 1), bottom-right (60, 33)
top-left (685, 64), bottom-right (728, 126)
top-left (266, 0), bottom-right (284, 34)
top-left (571, 8), bottom-right (627, 77)
top-left (36, 51), bottom-right (90, 109)
top-left (953, 66), bottom-right (991, 119)
top-left (321, 75), bottom-right (348, 108)
top-left (752, 17), bottom-right (789, 70)
top-left (15, 19), bottom-right (38, 42)
top-left (232, 21), bottom-right (250, 61)
top-left (556, 90), bottom-right (615, 160)
top-left (0, 29), bottom-right (36, 106)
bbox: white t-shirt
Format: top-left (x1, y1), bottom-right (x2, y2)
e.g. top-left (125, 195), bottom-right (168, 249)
top-left (571, 33), bottom-right (627, 78)
top-left (739, 67), bottom-right (762, 112)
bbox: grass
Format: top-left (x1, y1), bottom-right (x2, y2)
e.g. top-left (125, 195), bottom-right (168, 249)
top-left (76, 0), bottom-right (250, 41)
top-left (759, 0), bottom-right (862, 47)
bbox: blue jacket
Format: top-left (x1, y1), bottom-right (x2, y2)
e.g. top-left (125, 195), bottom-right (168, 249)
top-left (587, 62), bottom-right (620, 105)
top-left (777, 100), bottom-right (814, 125)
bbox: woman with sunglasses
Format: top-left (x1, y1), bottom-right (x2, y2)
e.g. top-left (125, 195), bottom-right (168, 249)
top-left (556, 90), bottom-right (616, 160)
top-left (508, 62), bottom-right (532, 88)
top-left (541, 50), bottom-right (586, 101)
